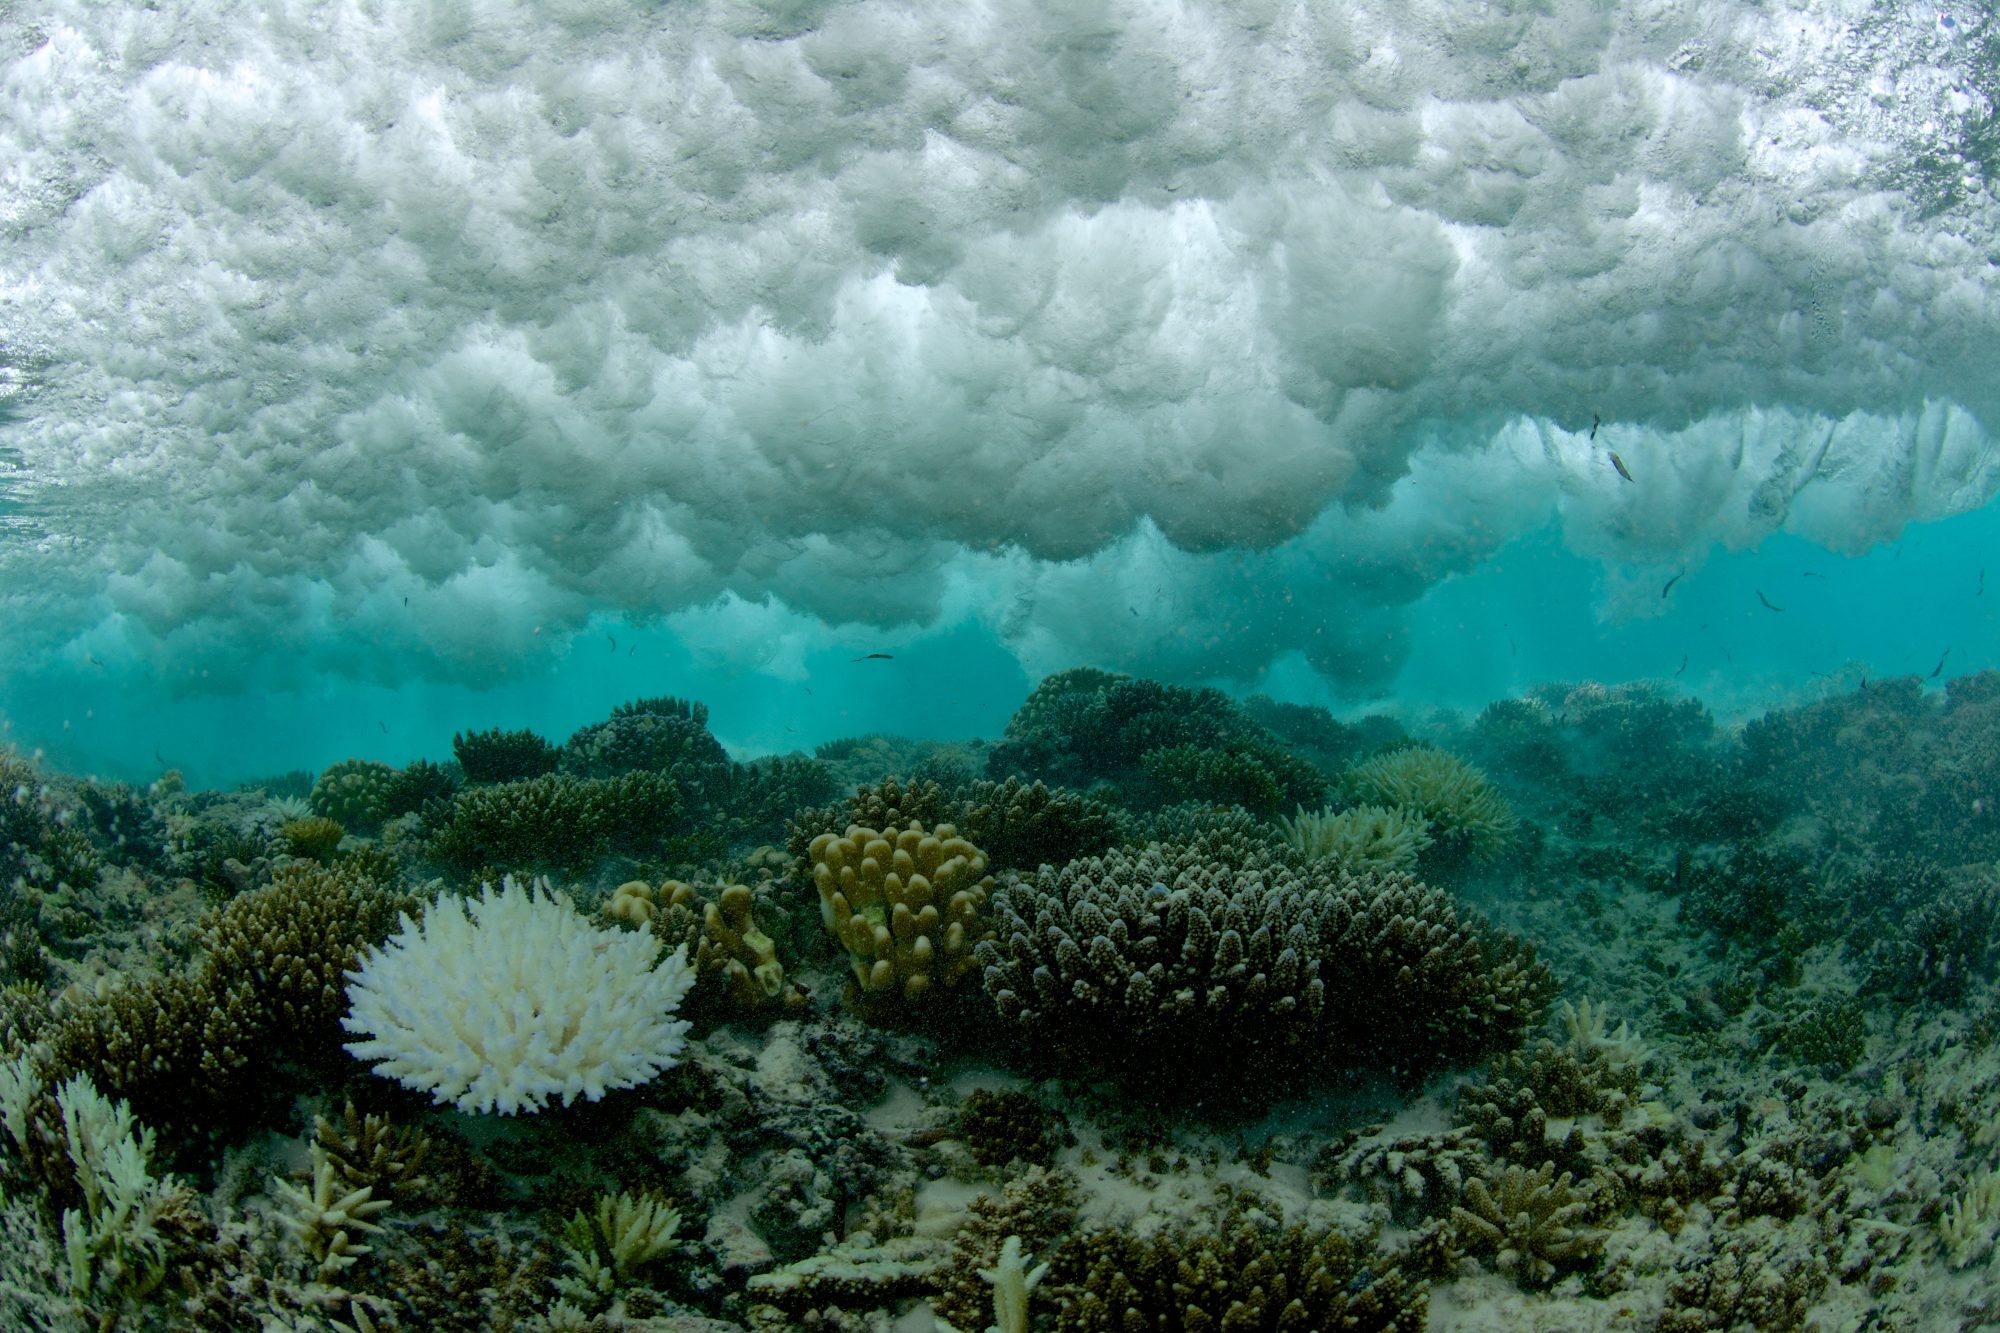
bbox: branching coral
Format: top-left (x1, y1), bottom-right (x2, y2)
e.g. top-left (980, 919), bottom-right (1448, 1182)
top-left (272, 1141), bottom-right (393, 1282)
top-left (1278, 802), bottom-right (1433, 873)
top-left (424, 771), bottom-right (682, 876)
top-left (978, 838), bottom-right (1552, 1092)
top-left (1342, 745), bottom-right (1517, 861)
top-left (310, 759), bottom-right (398, 834)
top-left (342, 875), bottom-right (697, 1114)
top-left (452, 727), bottom-right (560, 783)
top-left (557, 1188), bottom-right (681, 1304)
top-left (1450, 1161), bottom-right (1605, 1286)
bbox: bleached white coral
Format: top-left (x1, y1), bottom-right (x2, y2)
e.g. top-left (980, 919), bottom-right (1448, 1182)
top-left (342, 875), bottom-right (697, 1115)
top-left (54, 1074), bottom-right (194, 1303)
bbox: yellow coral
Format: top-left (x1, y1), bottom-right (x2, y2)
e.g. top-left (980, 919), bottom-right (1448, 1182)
top-left (667, 881), bottom-right (800, 1011)
top-left (810, 822), bottom-right (994, 1002)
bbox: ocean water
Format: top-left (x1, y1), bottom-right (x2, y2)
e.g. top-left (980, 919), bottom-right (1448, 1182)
top-left (2, 2), bottom-right (1999, 1329)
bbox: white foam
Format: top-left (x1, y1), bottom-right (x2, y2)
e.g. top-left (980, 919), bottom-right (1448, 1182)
top-left (1, 0), bottom-right (1994, 701)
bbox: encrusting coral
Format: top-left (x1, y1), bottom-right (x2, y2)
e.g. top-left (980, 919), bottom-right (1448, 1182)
top-left (810, 821), bottom-right (996, 1005)
top-left (342, 875), bottom-right (697, 1115)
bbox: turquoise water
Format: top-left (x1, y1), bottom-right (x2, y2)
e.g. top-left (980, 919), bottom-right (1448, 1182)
top-left (3, 3), bottom-right (2000, 1330)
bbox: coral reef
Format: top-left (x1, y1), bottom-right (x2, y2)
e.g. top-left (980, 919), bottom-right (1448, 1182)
top-left (1342, 745), bottom-right (1517, 862)
top-left (342, 875), bottom-right (698, 1114)
top-left (453, 726), bottom-right (561, 784)
top-left (809, 821), bottom-right (995, 1006)
top-left (1278, 802), bottom-right (1433, 873)
top-left (978, 837), bottom-right (1552, 1093)
top-left (1045, 1201), bottom-right (1428, 1332)
top-left (423, 770), bottom-right (683, 876)
top-left (560, 696), bottom-right (727, 778)
top-left (956, 777), bottom-right (1127, 876)
top-left (1450, 1161), bottom-right (1606, 1286)
top-left (309, 759), bottom-right (398, 834)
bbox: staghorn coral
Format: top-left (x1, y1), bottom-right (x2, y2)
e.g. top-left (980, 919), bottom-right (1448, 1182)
top-left (272, 1140), bottom-right (394, 1282)
top-left (52, 1072), bottom-right (203, 1308)
top-left (343, 875), bottom-right (698, 1115)
top-left (310, 759), bottom-right (398, 834)
top-left (1138, 741), bottom-right (1324, 817)
top-left (556, 1188), bottom-right (681, 1305)
top-left (312, 1100), bottom-right (431, 1203)
top-left (452, 726), bottom-right (560, 784)
top-left (1342, 745), bottom-right (1517, 862)
top-left (1450, 1160), bottom-right (1606, 1287)
top-left (978, 838), bottom-right (1552, 1092)
top-left (1278, 802), bottom-right (1433, 873)
top-left (810, 821), bottom-right (995, 1006)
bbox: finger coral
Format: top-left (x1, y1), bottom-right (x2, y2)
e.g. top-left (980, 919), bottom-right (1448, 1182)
top-left (810, 822), bottom-right (995, 1005)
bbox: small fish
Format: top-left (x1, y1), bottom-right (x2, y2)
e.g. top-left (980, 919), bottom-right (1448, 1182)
top-left (378, 719), bottom-right (388, 733)
top-left (1756, 590), bottom-right (1784, 612)
top-left (1608, 450), bottom-right (1633, 482)
top-left (1931, 648), bottom-right (1951, 678)
top-left (851, 653), bottom-right (893, 662)
top-left (1860, 673), bottom-right (1870, 691)
top-left (86, 654), bottom-right (102, 667)
top-left (1589, 412), bottom-right (1601, 441)
top-left (1674, 654), bottom-right (1688, 678)
top-left (1980, 569), bottom-right (1986, 596)
top-left (154, 747), bottom-right (166, 765)
top-left (1129, 607), bottom-right (1139, 617)
top-left (1801, 571), bottom-right (1825, 580)
top-left (1662, 571), bottom-right (1683, 599)
top-left (804, 687), bottom-right (813, 696)
top-left (628, 645), bottom-right (636, 656)
top-left (607, 633), bottom-right (617, 652)
top-left (403, 596), bottom-right (408, 607)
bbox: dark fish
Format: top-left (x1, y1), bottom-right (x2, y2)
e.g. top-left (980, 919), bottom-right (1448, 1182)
top-left (1608, 450), bottom-right (1633, 482)
top-left (403, 596), bottom-right (408, 606)
top-left (607, 633), bottom-right (617, 652)
top-left (1589, 412), bottom-right (1601, 441)
top-left (1756, 590), bottom-right (1784, 612)
top-left (1980, 569), bottom-right (1986, 596)
top-left (86, 655), bottom-right (102, 667)
top-left (154, 748), bottom-right (165, 765)
top-left (1931, 648), bottom-right (1950, 678)
top-left (1129, 607), bottom-right (1139, 616)
top-left (1801, 571), bottom-right (1824, 579)
top-left (1674, 654), bottom-right (1688, 678)
top-left (378, 719), bottom-right (388, 733)
top-left (629, 645), bottom-right (636, 656)
top-left (1662, 571), bottom-right (1683, 598)
top-left (852, 653), bottom-right (894, 661)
